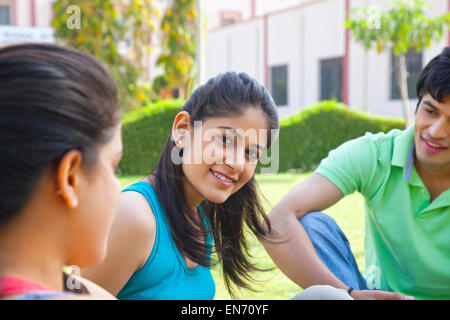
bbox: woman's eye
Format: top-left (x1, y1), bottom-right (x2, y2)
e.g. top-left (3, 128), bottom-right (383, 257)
top-left (114, 165), bottom-right (121, 175)
top-left (248, 149), bottom-right (259, 160)
top-left (424, 108), bottom-right (435, 115)
top-left (218, 135), bottom-right (233, 146)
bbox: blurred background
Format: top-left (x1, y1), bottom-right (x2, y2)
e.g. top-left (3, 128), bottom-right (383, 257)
top-left (0, 0), bottom-right (448, 119)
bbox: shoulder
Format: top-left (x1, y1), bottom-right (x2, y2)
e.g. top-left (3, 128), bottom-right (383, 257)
top-left (316, 129), bottom-right (401, 197)
top-left (361, 128), bottom-right (403, 149)
top-left (80, 184), bottom-right (158, 295)
top-left (114, 188), bottom-right (157, 256)
top-left (326, 129), bottom-right (401, 164)
top-left (120, 188), bottom-right (155, 222)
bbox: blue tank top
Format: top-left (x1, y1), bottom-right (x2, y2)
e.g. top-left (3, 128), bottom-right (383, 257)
top-left (117, 181), bottom-right (216, 300)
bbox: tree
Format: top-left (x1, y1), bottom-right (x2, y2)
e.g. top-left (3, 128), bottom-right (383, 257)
top-left (155, 0), bottom-right (197, 97)
top-left (346, 0), bottom-right (450, 126)
top-left (52, 0), bottom-right (158, 110)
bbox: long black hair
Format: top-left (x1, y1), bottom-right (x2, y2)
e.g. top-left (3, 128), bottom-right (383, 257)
top-left (0, 43), bottom-right (120, 228)
top-left (153, 72), bottom-right (279, 294)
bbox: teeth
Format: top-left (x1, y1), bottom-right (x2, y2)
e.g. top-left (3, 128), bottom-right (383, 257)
top-left (428, 141), bottom-right (443, 148)
top-left (212, 171), bottom-right (233, 183)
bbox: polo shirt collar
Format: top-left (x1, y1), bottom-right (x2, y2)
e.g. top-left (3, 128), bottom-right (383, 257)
top-left (391, 124), bottom-right (424, 185)
top-left (391, 124), bottom-right (415, 169)
top-left (391, 124), bottom-right (450, 208)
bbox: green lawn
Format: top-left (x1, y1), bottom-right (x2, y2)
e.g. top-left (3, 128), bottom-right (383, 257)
top-left (119, 172), bottom-right (366, 300)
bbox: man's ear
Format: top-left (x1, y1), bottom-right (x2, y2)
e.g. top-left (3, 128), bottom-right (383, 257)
top-left (56, 150), bottom-right (83, 209)
top-left (171, 111), bottom-right (192, 147)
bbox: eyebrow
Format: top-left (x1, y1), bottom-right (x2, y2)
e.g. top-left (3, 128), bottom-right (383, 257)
top-left (217, 126), bottom-right (265, 151)
top-left (423, 100), bottom-right (439, 111)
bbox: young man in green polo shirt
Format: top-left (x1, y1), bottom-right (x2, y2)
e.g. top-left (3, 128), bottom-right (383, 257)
top-left (262, 47), bottom-right (450, 300)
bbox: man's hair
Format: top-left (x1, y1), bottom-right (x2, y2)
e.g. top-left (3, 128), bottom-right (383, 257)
top-left (416, 46), bottom-right (450, 110)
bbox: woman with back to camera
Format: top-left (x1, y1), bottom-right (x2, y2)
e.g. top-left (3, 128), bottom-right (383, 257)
top-left (0, 43), bottom-right (122, 299)
top-left (82, 72), bottom-right (353, 300)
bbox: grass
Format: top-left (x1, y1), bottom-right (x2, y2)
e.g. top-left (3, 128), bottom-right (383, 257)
top-left (118, 172), bottom-right (366, 300)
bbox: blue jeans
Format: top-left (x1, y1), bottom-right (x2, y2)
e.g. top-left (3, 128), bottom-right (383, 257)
top-left (299, 211), bottom-right (369, 290)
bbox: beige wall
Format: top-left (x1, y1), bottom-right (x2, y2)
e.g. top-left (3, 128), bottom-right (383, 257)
top-left (206, 0), bottom-right (449, 119)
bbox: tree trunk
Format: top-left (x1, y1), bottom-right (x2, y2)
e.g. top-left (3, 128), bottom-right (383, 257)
top-left (395, 53), bottom-right (410, 128)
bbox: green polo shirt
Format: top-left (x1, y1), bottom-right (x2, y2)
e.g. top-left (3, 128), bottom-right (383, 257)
top-left (315, 124), bottom-right (450, 300)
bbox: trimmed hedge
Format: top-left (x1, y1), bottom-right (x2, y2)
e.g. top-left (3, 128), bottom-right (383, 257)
top-left (120, 99), bottom-right (184, 175)
top-left (277, 101), bottom-right (404, 172)
top-left (120, 99), bottom-right (404, 175)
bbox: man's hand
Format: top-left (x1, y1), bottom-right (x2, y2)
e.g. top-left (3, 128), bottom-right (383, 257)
top-left (350, 289), bottom-right (415, 300)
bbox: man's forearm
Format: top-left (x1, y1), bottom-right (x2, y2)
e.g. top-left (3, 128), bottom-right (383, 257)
top-left (261, 210), bottom-right (349, 290)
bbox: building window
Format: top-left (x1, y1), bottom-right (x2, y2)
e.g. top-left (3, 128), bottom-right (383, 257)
top-left (320, 57), bottom-right (343, 102)
top-left (220, 11), bottom-right (241, 26)
top-left (0, 5), bottom-right (10, 25)
top-left (270, 65), bottom-right (288, 107)
top-left (391, 49), bottom-right (422, 100)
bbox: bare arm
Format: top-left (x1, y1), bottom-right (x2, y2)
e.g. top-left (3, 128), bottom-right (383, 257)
top-left (81, 191), bottom-right (156, 296)
top-left (261, 173), bottom-right (411, 300)
top-left (261, 173), bottom-right (347, 289)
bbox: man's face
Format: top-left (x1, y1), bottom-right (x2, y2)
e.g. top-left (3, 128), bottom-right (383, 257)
top-left (414, 93), bottom-right (450, 169)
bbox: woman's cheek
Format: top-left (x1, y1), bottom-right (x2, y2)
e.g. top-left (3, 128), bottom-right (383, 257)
top-left (201, 141), bottom-right (215, 165)
top-left (246, 162), bottom-right (258, 177)
top-left (235, 165), bottom-right (255, 190)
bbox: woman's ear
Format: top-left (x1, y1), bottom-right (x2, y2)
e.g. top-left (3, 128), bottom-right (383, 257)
top-left (56, 150), bottom-right (83, 209)
top-left (171, 111), bottom-right (192, 147)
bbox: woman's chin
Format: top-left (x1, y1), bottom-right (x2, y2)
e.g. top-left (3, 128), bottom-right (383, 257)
top-left (203, 191), bottom-right (230, 204)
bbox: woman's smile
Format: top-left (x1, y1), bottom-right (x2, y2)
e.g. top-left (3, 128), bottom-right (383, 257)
top-left (209, 169), bottom-right (237, 186)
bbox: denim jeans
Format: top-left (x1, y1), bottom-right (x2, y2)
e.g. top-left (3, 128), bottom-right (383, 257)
top-left (299, 211), bottom-right (369, 290)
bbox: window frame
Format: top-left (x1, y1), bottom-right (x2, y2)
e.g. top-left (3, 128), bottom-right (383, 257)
top-left (270, 64), bottom-right (289, 107)
top-left (0, 3), bottom-right (11, 25)
top-left (319, 56), bottom-right (343, 102)
top-left (390, 49), bottom-right (423, 101)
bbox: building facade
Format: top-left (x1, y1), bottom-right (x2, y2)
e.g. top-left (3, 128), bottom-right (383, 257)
top-left (205, 0), bottom-right (450, 119)
top-left (0, 0), bottom-right (167, 84)
top-left (1, 0), bottom-right (449, 119)
top-left (0, 0), bottom-right (54, 44)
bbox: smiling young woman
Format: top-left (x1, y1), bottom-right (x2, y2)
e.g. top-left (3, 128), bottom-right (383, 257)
top-left (82, 72), bottom-right (280, 299)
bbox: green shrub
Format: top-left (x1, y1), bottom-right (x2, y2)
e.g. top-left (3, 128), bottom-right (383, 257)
top-left (120, 99), bottom-right (185, 175)
top-left (276, 100), bottom-right (404, 172)
top-left (120, 99), bottom-right (404, 175)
